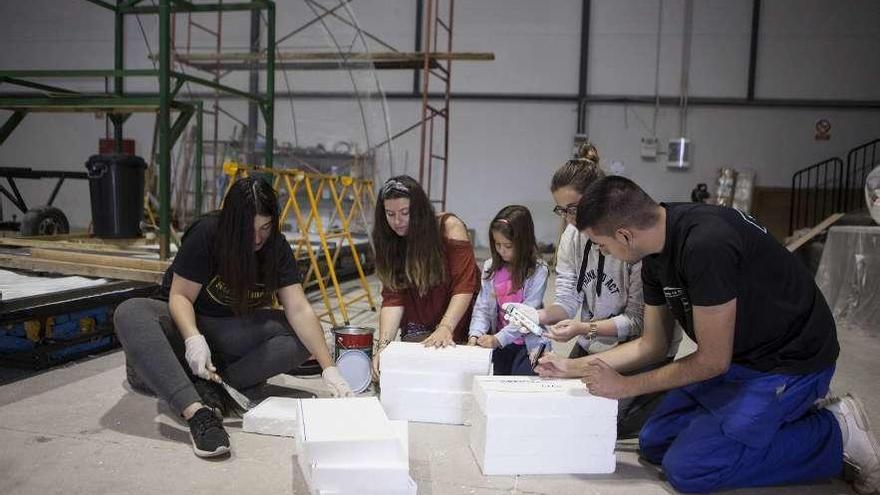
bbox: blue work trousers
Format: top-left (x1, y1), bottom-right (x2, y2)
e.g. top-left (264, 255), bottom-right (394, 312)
top-left (639, 365), bottom-right (842, 493)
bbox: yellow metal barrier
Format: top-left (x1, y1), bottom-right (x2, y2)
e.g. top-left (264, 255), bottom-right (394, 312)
top-left (222, 161), bottom-right (376, 325)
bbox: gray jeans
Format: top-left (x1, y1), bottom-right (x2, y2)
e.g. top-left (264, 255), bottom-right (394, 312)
top-left (114, 298), bottom-right (310, 415)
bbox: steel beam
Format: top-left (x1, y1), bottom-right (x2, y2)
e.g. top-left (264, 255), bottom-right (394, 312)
top-left (158, 0), bottom-right (171, 258)
top-left (0, 111), bottom-right (27, 146)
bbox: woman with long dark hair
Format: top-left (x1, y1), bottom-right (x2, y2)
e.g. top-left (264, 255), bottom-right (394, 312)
top-left (115, 177), bottom-right (351, 459)
top-left (370, 175), bottom-right (481, 378)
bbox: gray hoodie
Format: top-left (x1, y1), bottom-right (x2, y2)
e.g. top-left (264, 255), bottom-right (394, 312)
top-left (554, 224), bottom-right (652, 354)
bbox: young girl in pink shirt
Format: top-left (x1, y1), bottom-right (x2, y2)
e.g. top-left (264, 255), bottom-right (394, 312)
top-left (468, 205), bottom-right (550, 375)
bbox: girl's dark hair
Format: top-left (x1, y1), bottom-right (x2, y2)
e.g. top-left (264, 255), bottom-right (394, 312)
top-left (215, 176), bottom-right (280, 315)
top-left (372, 175), bottom-right (447, 295)
top-left (550, 142), bottom-right (604, 194)
top-left (486, 205), bottom-right (539, 292)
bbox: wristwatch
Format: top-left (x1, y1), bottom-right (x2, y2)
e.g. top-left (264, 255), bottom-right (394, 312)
top-left (586, 321), bottom-right (599, 341)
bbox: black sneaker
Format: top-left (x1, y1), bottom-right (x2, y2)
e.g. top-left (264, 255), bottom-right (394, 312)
top-left (187, 407), bottom-right (230, 458)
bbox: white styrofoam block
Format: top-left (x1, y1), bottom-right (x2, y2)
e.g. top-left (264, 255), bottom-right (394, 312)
top-left (468, 410), bottom-right (617, 437)
top-left (310, 464), bottom-right (411, 492)
top-left (383, 399), bottom-right (471, 425)
top-left (473, 376), bottom-right (618, 417)
top-left (379, 368), bottom-right (480, 392)
top-left (389, 420), bottom-right (409, 460)
top-left (242, 397), bottom-right (300, 437)
top-left (295, 397), bottom-right (407, 466)
top-left (380, 341), bottom-right (492, 375)
top-left (314, 476), bottom-right (417, 495)
top-left (474, 450), bottom-right (616, 476)
top-left (469, 411), bottom-right (615, 458)
top-left (381, 387), bottom-right (472, 425)
top-left (469, 414), bottom-right (615, 475)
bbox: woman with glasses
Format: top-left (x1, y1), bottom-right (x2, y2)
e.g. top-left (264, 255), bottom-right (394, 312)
top-left (542, 143), bottom-right (678, 438)
top-left (370, 175), bottom-right (481, 379)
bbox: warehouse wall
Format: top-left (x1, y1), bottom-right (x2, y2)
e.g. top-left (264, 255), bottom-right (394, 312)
top-left (1, 0), bottom-right (879, 246)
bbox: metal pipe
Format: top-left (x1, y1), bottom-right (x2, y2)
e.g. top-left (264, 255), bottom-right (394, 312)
top-left (114, 1), bottom-right (125, 152)
top-left (174, 90), bottom-right (880, 109)
top-left (747, 0), bottom-right (761, 100)
top-left (265, 1), bottom-right (275, 168)
top-left (413, 0), bottom-right (424, 94)
top-left (159, 0), bottom-right (171, 258)
top-left (195, 101), bottom-right (203, 216)
top-left (248, 9), bottom-right (261, 164)
top-left (576, 0), bottom-right (590, 134)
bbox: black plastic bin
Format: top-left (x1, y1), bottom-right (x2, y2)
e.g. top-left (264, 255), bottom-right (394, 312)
top-left (85, 154), bottom-right (147, 238)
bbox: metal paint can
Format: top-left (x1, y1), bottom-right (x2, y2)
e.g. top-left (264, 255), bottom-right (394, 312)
top-left (332, 325), bottom-right (375, 361)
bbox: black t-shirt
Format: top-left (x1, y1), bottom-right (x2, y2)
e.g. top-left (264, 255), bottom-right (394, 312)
top-left (642, 203), bottom-right (838, 374)
top-left (159, 214), bottom-right (302, 317)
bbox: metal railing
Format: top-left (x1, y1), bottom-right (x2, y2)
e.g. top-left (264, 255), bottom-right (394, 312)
top-left (789, 138), bottom-right (880, 234)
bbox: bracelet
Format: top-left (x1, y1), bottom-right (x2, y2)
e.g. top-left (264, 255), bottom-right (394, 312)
top-left (376, 338), bottom-right (392, 350)
top-left (586, 321), bottom-right (599, 341)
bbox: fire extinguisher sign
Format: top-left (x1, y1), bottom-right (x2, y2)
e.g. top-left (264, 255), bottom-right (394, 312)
top-left (814, 119), bottom-right (832, 141)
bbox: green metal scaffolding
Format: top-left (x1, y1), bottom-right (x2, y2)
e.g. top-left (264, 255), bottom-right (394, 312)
top-left (0, 0), bottom-right (276, 258)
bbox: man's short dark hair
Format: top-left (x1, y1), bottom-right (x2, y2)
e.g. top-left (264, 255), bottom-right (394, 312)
top-left (576, 176), bottom-right (659, 234)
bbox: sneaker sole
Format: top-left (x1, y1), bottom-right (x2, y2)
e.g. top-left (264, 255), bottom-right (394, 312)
top-left (846, 394), bottom-right (874, 433)
top-left (842, 395), bottom-right (880, 495)
top-left (190, 433), bottom-right (230, 458)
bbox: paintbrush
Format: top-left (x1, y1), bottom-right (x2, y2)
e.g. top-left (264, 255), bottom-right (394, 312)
top-left (217, 378), bottom-right (256, 412)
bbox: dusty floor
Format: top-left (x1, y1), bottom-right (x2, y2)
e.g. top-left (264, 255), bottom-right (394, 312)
top-left (1, 275), bottom-right (877, 495)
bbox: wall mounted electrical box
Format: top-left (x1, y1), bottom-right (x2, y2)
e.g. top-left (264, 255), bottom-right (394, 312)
top-left (668, 138), bottom-right (691, 169)
top-left (640, 137), bottom-right (659, 159)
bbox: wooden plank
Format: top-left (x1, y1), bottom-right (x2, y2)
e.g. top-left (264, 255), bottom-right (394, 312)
top-left (785, 213), bottom-right (845, 252)
top-left (0, 254), bottom-right (164, 284)
top-left (28, 249), bottom-right (170, 272)
top-left (0, 237), bottom-right (158, 255)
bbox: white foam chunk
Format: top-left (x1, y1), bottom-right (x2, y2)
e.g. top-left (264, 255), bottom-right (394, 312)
top-left (380, 368), bottom-right (479, 392)
top-left (242, 397), bottom-right (300, 437)
top-left (381, 387), bottom-right (472, 425)
top-left (470, 412), bottom-right (615, 458)
top-left (469, 376), bottom-right (618, 475)
top-left (313, 476), bottom-right (417, 495)
top-left (472, 375), bottom-right (618, 417)
top-left (295, 397), bottom-right (407, 466)
top-left (379, 341), bottom-right (492, 375)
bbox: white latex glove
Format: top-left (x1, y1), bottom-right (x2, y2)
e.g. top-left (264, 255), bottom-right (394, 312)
top-left (501, 302), bottom-right (542, 335)
top-left (184, 334), bottom-right (216, 380)
top-left (322, 366), bottom-right (354, 397)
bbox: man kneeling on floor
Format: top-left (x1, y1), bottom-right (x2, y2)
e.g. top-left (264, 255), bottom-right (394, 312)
top-left (537, 175), bottom-right (879, 494)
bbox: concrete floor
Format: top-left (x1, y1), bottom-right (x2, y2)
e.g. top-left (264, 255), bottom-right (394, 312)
top-left (1, 275), bottom-right (877, 495)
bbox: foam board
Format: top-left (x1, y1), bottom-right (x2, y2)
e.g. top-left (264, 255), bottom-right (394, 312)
top-left (242, 397), bottom-right (300, 437)
top-left (314, 476), bottom-right (417, 495)
top-left (469, 412), bottom-right (615, 458)
top-left (380, 341), bottom-right (492, 375)
top-left (295, 397), bottom-right (406, 465)
top-left (383, 399), bottom-right (471, 425)
top-left (467, 410), bottom-right (616, 437)
top-left (381, 387), bottom-right (472, 425)
top-left (379, 368), bottom-right (480, 392)
top-left (473, 376), bottom-right (618, 417)
top-left (309, 464), bottom-right (411, 492)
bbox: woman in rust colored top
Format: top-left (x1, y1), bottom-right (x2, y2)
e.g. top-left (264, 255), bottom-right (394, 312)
top-left (371, 175), bottom-right (480, 378)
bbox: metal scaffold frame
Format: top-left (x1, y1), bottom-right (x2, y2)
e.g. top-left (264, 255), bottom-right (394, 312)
top-left (167, 0), bottom-right (492, 212)
top-left (0, 0), bottom-right (278, 259)
top-left (222, 161), bottom-right (376, 325)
